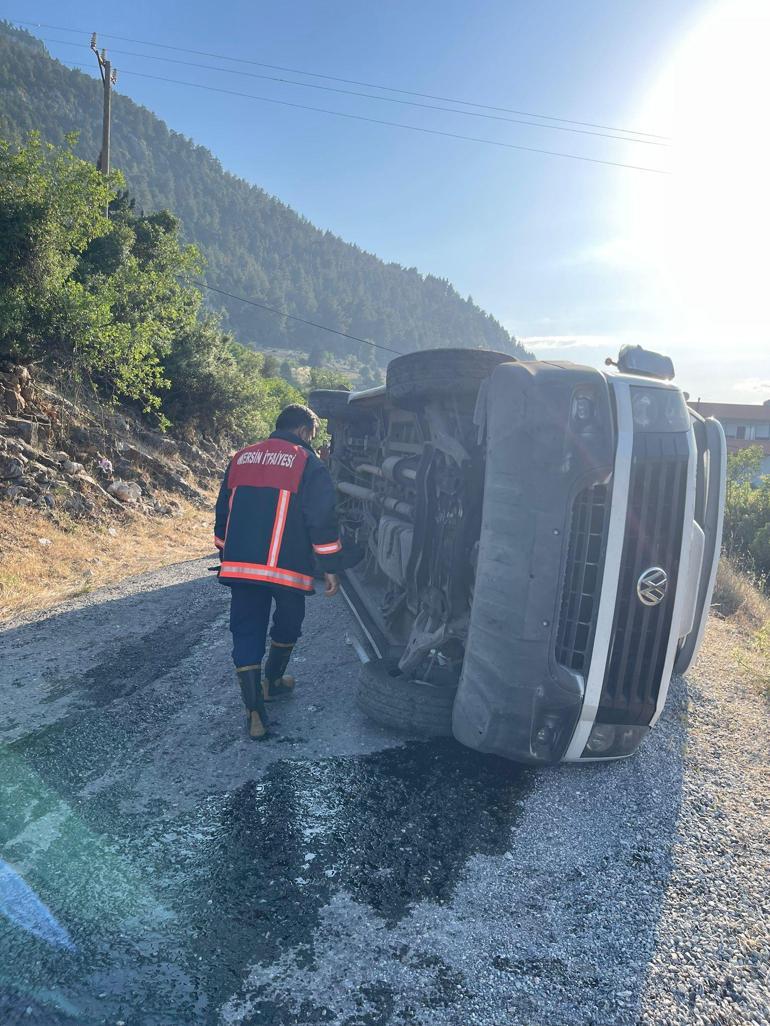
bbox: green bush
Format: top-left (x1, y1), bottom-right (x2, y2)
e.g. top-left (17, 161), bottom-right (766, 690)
top-left (0, 134), bottom-right (307, 444)
top-left (723, 445), bottom-right (770, 586)
top-left (0, 134), bottom-right (202, 413)
top-left (750, 523), bottom-right (770, 571)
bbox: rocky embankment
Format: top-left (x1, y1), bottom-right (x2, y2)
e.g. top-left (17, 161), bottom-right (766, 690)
top-left (0, 364), bottom-right (227, 519)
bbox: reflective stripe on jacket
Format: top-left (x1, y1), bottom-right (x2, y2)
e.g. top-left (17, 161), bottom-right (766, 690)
top-left (214, 430), bottom-right (342, 592)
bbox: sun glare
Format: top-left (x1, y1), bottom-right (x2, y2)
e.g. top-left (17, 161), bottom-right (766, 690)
top-left (628, 0), bottom-right (770, 365)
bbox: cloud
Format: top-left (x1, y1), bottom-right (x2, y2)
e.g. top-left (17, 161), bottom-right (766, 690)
top-left (733, 377), bottom-right (770, 395)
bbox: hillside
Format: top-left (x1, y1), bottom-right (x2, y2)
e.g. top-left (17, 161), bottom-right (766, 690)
top-left (0, 22), bottom-right (526, 366)
top-left (0, 360), bottom-right (219, 618)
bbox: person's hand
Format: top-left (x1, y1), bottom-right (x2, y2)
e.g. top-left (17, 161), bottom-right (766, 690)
top-left (324, 573), bottom-right (339, 597)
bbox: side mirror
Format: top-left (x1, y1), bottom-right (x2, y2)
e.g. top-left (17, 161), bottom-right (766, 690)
top-left (613, 344), bottom-right (675, 381)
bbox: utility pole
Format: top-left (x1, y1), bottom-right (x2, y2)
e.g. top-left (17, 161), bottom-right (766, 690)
top-left (90, 33), bottom-right (117, 177)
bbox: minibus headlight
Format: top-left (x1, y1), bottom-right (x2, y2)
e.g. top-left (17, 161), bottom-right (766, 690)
top-left (631, 387), bottom-right (689, 432)
top-left (582, 723), bottom-right (648, 758)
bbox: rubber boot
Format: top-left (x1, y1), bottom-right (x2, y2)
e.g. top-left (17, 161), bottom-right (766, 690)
top-left (263, 642), bottom-right (296, 702)
top-left (235, 665), bottom-right (270, 740)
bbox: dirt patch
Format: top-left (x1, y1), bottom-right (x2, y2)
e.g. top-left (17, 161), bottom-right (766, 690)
top-left (1, 498), bottom-right (214, 620)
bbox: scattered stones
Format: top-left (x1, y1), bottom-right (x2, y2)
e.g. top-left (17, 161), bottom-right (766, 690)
top-left (109, 413), bottom-right (130, 435)
top-left (0, 363), bottom-right (224, 523)
top-left (5, 417), bottom-right (40, 446)
top-left (637, 619), bottom-right (770, 1026)
top-left (2, 484), bottom-right (26, 501)
top-left (2, 387), bottom-right (25, 415)
top-left (68, 425), bottom-right (96, 448)
top-left (63, 495), bottom-right (91, 516)
top-left (107, 480), bottom-right (143, 504)
top-left (0, 455), bottom-right (26, 480)
top-left (152, 498), bottom-right (183, 517)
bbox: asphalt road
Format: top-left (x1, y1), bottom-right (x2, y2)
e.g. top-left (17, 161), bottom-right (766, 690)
top-left (0, 558), bottom-right (704, 1025)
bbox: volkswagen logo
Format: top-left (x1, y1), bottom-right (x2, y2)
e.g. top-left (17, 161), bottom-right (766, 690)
top-left (637, 567), bottom-right (668, 606)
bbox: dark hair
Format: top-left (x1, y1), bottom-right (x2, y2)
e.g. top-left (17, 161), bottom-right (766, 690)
top-left (275, 403), bottom-right (319, 434)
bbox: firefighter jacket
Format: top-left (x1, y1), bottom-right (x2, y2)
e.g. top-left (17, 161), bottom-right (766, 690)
top-left (214, 430), bottom-right (342, 592)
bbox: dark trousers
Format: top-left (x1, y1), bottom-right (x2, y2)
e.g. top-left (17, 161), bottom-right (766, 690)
top-left (229, 583), bottom-right (306, 668)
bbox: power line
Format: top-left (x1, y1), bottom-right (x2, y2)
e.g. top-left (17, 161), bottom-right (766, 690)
top-left (35, 35), bottom-right (666, 147)
top-left (8, 17), bottom-right (669, 141)
top-left (63, 61), bottom-right (670, 174)
top-left (191, 280), bottom-right (405, 355)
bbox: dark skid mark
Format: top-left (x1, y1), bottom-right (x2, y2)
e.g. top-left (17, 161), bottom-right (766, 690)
top-left (0, 740), bottom-right (529, 1026)
top-left (320, 739), bottom-right (530, 922)
top-left (5, 603), bottom-right (224, 800)
top-left (6, 677), bottom-right (180, 801)
top-left (189, 739), bottom-right (529, 933)
top-left (155, 740), bottom-right (530, 1021)
top-left (41, 593), bottom-right (222, 710)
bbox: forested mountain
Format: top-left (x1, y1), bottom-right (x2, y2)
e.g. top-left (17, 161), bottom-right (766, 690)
top-left (0, 22), bottom-right (526, 366)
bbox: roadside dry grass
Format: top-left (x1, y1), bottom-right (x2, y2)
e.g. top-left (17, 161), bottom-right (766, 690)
top-left (748, 621), bottom-right (770, 698)
top-left (1, 495), bottom-right (214, 621)
top-left (735, 614), bottom-right (770, 700)
top-left (712, 557), bottom-right (770, 700)
top-left (712, 556), bottom-right (768, 623)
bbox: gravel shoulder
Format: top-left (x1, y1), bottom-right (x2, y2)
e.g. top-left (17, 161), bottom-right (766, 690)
top-left (0, 562), bottom-right (767, 1026)
top-left (638, 616), bottom-right (770, 1026)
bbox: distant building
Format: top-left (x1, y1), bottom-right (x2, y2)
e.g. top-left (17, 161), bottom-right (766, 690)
top-left (690, 398), bottom-right (770, 478)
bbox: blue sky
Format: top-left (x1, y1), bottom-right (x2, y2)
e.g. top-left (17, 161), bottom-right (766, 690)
top-left (4, 1), bottom-right (769, 402)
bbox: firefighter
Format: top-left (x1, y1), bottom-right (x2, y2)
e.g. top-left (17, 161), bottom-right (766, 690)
top-left (214, 404), bottom-right (342, 740)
